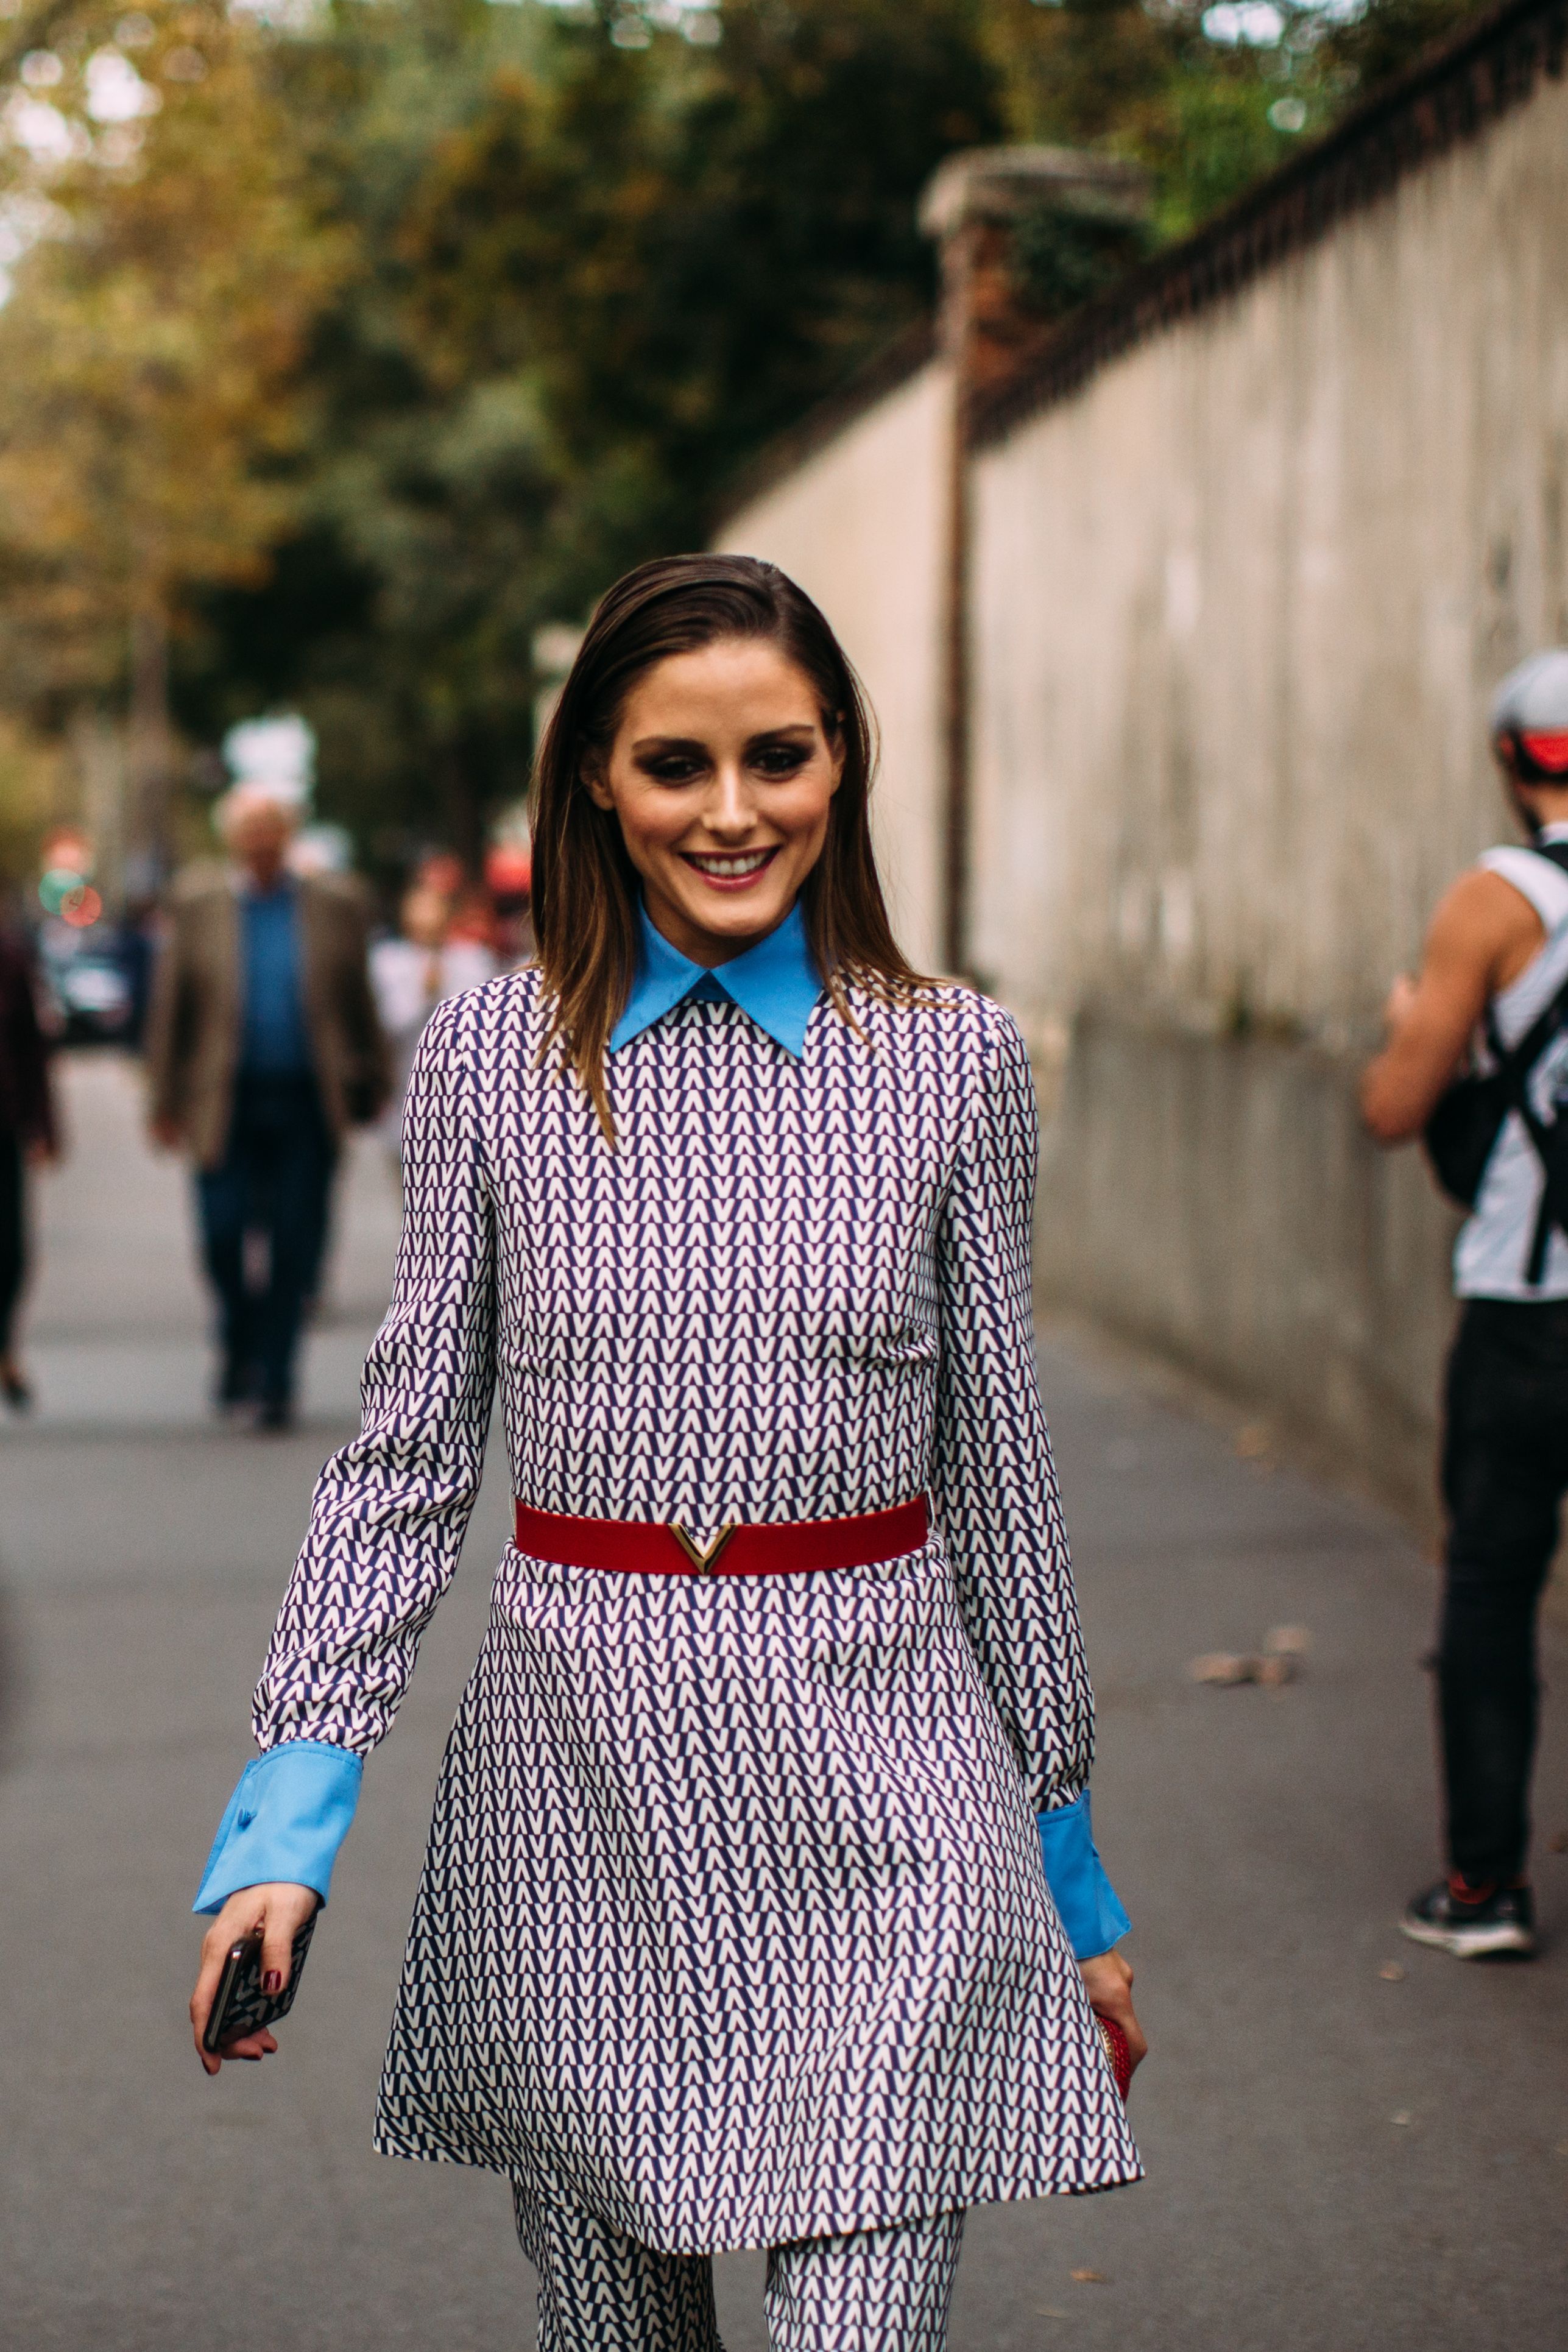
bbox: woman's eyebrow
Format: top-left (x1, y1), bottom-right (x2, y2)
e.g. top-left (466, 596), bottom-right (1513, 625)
top-left (629, 734), bottom-right (709, 757)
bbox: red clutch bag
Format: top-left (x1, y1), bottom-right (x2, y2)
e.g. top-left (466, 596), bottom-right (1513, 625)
top-left (1097, 2014), bottom-right (1133, 2101)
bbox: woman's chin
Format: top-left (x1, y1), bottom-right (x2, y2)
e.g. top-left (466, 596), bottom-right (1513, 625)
top-left (669, 881), bottom-right (794, 952)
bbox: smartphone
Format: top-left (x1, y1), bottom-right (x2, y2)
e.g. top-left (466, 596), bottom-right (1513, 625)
top-left (202, 1913), bottom-right (317, 2055)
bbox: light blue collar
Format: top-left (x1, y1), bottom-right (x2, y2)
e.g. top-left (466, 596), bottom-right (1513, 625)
top-left (610, 899), bottom-right (822, 1058)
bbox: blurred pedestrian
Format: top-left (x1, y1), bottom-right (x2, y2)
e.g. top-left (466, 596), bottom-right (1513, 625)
top-left (0, 923), bottom-right (59, 1411)
top-left (188, 556), bottom-right (1143, 2352)
top-left (369, 881), bottom-right (495, 1179)
top-left (445, 880), bottom-right (498, 952)
top-left (144, 785), bottom-right (389, 1432)
top-left (485, 839), bottom-right (535, 970)
top-left (1361, 648), bottom-right (1568, 1960)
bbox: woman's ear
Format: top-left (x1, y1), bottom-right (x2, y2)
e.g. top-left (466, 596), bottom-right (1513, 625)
top-left (581, 760), bottom-right (616, 814)
top-left (828, 713), bottom-right (846, 798)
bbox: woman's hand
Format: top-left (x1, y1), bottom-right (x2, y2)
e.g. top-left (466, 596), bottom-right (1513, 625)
top-left (190, 1882), bottom-right (320, 2075)
top-left (1079, 1947), bottom-right (1147, 2080)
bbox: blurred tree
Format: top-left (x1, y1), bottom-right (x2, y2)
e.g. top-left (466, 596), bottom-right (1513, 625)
top-left (981, 0), bottom-right (1486, 241)
top-left (0, 715), bottom-right (66, 894)
top-left (0, 0), bottom-right (341, 877)
top-left (0, 0), bottom-right (1494, 875)
top-left (178, 0), bottom-right (1003, 866)
top-left (182, 0), bottom-right (1486, 863)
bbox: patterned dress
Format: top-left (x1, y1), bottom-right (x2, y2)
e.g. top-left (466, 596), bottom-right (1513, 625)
top-left (252, 969), bottom-right (1142, 2253)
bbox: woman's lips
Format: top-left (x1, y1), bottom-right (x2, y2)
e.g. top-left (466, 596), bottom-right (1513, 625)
top-left (679, 846), bottom-right (780, 892)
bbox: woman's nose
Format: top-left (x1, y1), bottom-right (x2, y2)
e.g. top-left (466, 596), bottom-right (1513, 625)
top-left (703, 763), bottom-right (756, 837)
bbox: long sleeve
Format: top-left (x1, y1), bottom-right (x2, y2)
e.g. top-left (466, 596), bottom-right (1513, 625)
top-left (930, 1002), bottom-right (1096, 1818)
top-left (193, 1740), bottom-right (362, 1913)
top-left (194, 995), bottom-right (496, 1912)
top-left (255, 994), bottom-right (495, 1751)
top-left (141, 910), bottom-right (186, 1132)
top-left (1037, 1792), bottom-right (1130, 1958)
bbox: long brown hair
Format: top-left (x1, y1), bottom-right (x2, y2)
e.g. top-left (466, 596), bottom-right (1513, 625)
top-left (531, 553), bottom-right (927, 1141)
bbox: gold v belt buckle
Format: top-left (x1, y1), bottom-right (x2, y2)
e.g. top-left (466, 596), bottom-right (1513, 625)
top-left (668, 1522), bottom-right (738, 1575)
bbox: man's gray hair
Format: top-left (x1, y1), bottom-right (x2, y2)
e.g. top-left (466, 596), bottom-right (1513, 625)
top-left (214, 781), bottom-right (300, 838)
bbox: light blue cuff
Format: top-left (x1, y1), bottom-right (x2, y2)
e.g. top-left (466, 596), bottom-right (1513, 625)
top-left (193, 1740), bottom-right (364, 1915)
top-left (1037, 1790), bottom-right (1131, 1960)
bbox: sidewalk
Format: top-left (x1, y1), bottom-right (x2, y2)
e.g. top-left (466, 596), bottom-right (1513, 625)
top-left (1, 1054), bottom-right (1564, 2351)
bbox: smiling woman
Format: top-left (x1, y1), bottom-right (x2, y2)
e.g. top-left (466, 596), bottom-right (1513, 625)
top-left (531, 554), bottom-right (922, 1142)
top-left (187, 551), bottom-right (1145, 2352)
top-left (585, 638), bottom-right (841, 962)
top-left (583, 640), bottom-right (841, 959)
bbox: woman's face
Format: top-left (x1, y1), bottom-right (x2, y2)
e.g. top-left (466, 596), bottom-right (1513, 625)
top-left (585, 636), bottom-right (843, 966)
top-left (401, 887), bottom-right (449, 950)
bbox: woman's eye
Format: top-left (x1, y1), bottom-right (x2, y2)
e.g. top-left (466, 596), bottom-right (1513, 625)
top-left (645, 756), bottom-right (705, 783)
top-left (752, 745), bottom-right (810, 778)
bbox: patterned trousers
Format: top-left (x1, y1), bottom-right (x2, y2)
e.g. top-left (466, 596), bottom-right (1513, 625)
top-left (512, 2177), bottom-right (966, 2352)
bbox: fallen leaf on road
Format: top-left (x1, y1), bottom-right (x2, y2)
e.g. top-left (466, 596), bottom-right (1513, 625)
top-left (1190, 1652), bottom-right (1254, 1684)
top-left (1189, 1650), bottom-right (1299, 1687)
top-left (1391, 2111), bottom-right (1412, 2127)
top-left (1549, 1830), bottom-right (1567, 1854)
top-left (1378, 1962), bottom-right (1406, 1982)
top-left (1070, 2269), bottom-right (1109, 2284)
top-left (1265, 1624), bottom-right (1313, 1656)
top-left (1235, 1422), bottom-right (1271, 1459)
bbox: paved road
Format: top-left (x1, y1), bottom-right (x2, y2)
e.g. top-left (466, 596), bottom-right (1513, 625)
top-left (2, 1053), bottom-right (1564, 2352)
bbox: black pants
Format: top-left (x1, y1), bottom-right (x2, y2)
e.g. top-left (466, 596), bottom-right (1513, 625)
top-left (197, 1074), bottom-right (335, 1410)
top-left (0, 1129), bottom-right (23, 1357)
top-left (1438, 1297), bottom-right (1568, 1884)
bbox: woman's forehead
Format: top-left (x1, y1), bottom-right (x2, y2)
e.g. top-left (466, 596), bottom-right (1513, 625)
top-left (617, 639), bottom-right (822, 740)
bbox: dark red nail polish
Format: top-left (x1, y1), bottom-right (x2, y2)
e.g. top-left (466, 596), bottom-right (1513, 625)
top-left (262, 1970), bottom-right (282, 1995)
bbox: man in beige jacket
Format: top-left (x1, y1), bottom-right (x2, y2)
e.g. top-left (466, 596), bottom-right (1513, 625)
top-left (145, 786), bottom-right (389, 1429)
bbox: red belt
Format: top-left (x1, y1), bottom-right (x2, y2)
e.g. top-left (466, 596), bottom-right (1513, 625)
top-left (512, 1497), bottom-right (929, 1579)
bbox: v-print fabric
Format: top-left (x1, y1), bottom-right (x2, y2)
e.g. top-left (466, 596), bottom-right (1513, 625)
top-left (250, 972), bottom-right (1142, 2250)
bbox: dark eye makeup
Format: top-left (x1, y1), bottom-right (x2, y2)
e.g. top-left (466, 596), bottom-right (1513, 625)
top-left (638, 747), bottom-right (708, 783)
top-left (632, 729), bottom-right (818, 785)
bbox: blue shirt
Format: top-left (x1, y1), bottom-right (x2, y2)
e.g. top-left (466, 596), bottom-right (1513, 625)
top-left (610, 897), bottom-right (822, 1058)
top-left (196, 894), bottom-right (1130, 1958)
top-left (238, 881), bottom-right (311, 1074)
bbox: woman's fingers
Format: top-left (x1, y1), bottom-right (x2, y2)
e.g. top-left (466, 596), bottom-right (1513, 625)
top-left (259, 1909), bottom-right (297, 2000)
top-left (189, 1905), bottom-right (257, 2072)
top-left (1107, 1991), bottom-right (1148, 2072)
top-left (1077, 1948), bottom-right (1148, 2075)
top-left (213, 2027), bottom-right (280, 2063)
top-left (258, 1882), bottom-right (319, 1997)
top-left (189, 1884), bottom-right (316, 2072)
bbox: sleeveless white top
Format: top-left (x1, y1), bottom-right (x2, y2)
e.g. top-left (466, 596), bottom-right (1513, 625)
top-left (1453, 825), bottom-right (1568, 1300)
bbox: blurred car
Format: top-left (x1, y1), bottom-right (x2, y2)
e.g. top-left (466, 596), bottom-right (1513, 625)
top-left (37, 918), bottom-right (141, 1045)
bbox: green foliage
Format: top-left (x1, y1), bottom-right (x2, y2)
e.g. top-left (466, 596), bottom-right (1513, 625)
top-left (1010, 205), bottom-right (1151, 319)
top-left (0, 0), bottom-right (1494, 866)
top-left (0, 715), bottom-right (66, 889)
top-left (1141, 51), bottom-right (1304, 241)
top-left (1313, 0), bottom-right (1485, 91)
top-left (984, 0), bottom-right (1488, 244)
top-left (0, 0), bottom-right (339, 718)
top-left (180, 0), bottom-right (1002, 863)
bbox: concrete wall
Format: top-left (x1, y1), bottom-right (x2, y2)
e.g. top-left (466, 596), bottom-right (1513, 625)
top-left (967, 70), bottom-right (1568, 1512)
top-left (717, 359), bottom-right (953, 973)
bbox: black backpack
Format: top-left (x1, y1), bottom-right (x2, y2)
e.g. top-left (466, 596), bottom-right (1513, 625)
top-left (1423, 841), bottom-right (1568, 1284)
